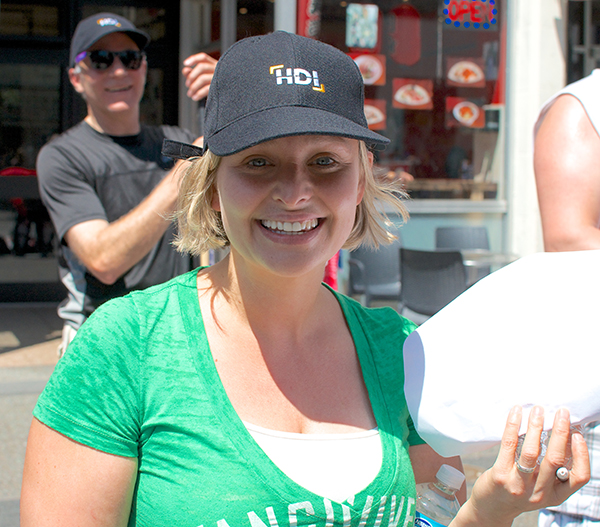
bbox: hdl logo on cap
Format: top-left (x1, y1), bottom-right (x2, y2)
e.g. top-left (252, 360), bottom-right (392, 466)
top-left (270, 65), bottom-right (325, 93)
top-left (96, 17), bottom-right (122, 28)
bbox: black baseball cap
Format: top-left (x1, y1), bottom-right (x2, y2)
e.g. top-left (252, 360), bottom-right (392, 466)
top-left (162, 31), bottom-right (389, 159)
top-left (70, 12), bottom-right (150, 67)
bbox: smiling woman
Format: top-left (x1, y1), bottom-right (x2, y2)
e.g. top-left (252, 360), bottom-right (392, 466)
top-left (174, 139), bottom-right (406, 257)
top-left (21, 30), bottom-right (590, 527)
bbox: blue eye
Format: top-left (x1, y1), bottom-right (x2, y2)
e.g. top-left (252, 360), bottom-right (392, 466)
top-left (248, 158), bottom-right (268, 167)
top-left (315, 156), bottom-right (334, 166)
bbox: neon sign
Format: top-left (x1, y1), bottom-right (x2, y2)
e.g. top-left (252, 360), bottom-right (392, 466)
top-left (443, 0), bottom-right (498, 29)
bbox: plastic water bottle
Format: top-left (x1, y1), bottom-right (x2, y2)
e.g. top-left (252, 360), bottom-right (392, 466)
top-left (415, 464), bottom-right (466, 527)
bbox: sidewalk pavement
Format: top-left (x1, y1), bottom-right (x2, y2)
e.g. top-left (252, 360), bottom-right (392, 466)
top-left (0, 302), bottom-right (60, 527)
top-left (0, 302), bottom-right (539, 527)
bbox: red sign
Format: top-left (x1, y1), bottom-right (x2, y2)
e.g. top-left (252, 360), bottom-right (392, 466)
top-left (443, 0), bottom-right (498, 29)
top-left (297, 0), bottom-right (322, 38)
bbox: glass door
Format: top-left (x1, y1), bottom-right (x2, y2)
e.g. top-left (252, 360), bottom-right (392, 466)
top-left (567, 0), bottom-right (600, 83)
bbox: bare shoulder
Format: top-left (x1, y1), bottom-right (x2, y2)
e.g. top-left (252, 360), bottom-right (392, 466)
top-left (535, 93), bottom-right (600, 179)
top-left (537, 93), bottom-right (598, 145)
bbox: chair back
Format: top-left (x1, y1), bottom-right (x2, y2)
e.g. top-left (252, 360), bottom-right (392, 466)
top-left (347, 232), bottom-right (402, 306)
top-left (435, 226), bottom-right (490, 250)
top-left (435, 226), bottom-right (490, 284)
top-left (399, 248), bottom-right (467, 317)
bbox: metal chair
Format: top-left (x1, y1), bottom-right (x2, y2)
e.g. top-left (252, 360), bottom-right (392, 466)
top-left (435, 226), bottom-right (490, 283)
top-left (347, 232), bottom-right (402, 307)
top-left (399, 248), bottom-right (468, 319)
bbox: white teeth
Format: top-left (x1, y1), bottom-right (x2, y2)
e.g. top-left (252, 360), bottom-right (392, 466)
top-left (261, 219), bottom-right (319, 234)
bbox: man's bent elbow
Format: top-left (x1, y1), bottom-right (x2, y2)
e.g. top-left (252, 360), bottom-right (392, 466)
top-left (86, 260), bottom-right (123, 285)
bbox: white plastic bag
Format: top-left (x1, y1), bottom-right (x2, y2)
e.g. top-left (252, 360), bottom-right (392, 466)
top-left (403, 250), bottom-right (600, 457)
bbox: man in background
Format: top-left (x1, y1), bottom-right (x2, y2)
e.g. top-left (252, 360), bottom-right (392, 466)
top-left (37, 12), bottom-right (216, 356)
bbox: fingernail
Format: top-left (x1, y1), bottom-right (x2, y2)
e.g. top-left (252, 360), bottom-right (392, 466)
top-left (533, 406), bottom-right (544, 418)
top-left (509, 405), bottom-right (522, 423)
top-left (556, 407), bottom-right (570, 426)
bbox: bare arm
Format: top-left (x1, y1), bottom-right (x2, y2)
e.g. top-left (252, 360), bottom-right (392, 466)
top-left (534, 94), bottom-right (600, 251)
top-left (65, 150), bottom-right (196, 285)
top-left (21, 418), bottom-right (138, 526)
top-left (409, 444), bottom-right (467, 504)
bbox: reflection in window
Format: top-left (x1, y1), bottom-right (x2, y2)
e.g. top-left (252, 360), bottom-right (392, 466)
top-left (0, 65), bottom-right (60, 169)
top-left (314, 0), bottom-right (504, 199)
top-left (141, 68), bottom-right (164, 126)
top-left (0, 4), bottom-right (59, 37)
top-left (81, 6), bottom-right (167, 42)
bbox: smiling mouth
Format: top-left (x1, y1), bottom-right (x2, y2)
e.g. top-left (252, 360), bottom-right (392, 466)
top-left (106, 86), bottom-right (132, 93)
top-left (260, 219), bottom-right (320, 235)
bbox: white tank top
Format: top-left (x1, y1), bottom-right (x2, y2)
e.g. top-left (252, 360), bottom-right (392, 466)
top-left (245, 422), bottom-right (383, 503)
top-left (534, 69), bottom-right (600, 139)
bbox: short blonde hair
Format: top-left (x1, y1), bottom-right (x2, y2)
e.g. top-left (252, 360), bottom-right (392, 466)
top-left (173, 141), bottom-right (409, 256)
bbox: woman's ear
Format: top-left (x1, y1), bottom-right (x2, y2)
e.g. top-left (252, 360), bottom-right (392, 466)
top-left (211, 188), bottom-right (221, 211)
top-left (356, 151), bottom-right (373, 205)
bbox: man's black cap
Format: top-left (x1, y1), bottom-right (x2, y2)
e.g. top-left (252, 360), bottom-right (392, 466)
top-left (70, 12), bottom-right (150, 67)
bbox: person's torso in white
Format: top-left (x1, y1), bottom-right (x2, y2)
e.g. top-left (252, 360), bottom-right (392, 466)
top-left (245, 422), bottom-right (383, 503)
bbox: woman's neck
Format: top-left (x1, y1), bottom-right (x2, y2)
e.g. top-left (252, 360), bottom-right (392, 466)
top-left (202, 253), bottom-right (333, 339)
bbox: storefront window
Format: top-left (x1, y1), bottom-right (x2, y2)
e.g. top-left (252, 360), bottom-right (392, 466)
top-left (302, 0), bottom-right (504, 200)
top-left (0, 3), bottom-right (60, 37)
top-left (205, 0), bottom-right (274, 52)
top-left (0, 64), bottom-right (60, 169)
top-left (81, 6), bottom-right (168, 42)
top-left (567, 0), bottom-right (600, 84)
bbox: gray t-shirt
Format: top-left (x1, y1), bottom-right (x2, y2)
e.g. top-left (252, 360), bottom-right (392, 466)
top-left (37, 121), bottom-right (195, 329)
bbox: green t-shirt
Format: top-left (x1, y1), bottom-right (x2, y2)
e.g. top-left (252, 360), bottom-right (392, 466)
top-left (34, 269), bottom-right (423, 527)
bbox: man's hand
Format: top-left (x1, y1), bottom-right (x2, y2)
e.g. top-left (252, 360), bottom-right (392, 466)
top-left (182, 52), bottom-right (217, 101)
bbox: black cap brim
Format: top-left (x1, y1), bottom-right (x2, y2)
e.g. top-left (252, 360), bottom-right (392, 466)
top-left (206, 106), bottom-right (389, 157)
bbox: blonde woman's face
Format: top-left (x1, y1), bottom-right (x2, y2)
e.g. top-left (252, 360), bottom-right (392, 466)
top-left (211, 135), bottom-right (365, 278)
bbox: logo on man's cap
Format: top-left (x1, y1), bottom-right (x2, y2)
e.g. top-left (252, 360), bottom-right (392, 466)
top-left (96, 17), bottom-right (122, 28)
top-left (269, 64), bottom-right (325, 92)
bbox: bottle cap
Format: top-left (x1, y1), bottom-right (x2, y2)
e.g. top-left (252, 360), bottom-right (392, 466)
top-left (436, 464), bottom-right (466, 490)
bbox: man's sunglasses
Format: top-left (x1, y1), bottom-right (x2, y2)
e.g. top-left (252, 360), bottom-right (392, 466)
top-left (74, 50), bottom-right (145, 71)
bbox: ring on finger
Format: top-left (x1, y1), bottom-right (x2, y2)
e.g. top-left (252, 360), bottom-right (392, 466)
top-left (516, 460), bottom-right (536, 474)
top-left (556, 467), bottom-right (570, 482)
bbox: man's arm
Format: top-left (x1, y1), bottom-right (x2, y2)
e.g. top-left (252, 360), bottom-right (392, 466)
top-left (534, 94), bottom-right (600, 251)
top-left (65, 55), bottom-right (216, 285)
top-left (64, 155), bottom-right (191, 285)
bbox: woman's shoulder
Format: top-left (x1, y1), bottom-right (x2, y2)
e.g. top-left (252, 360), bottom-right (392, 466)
top-left (89, 269), bottom-right (199, 331)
